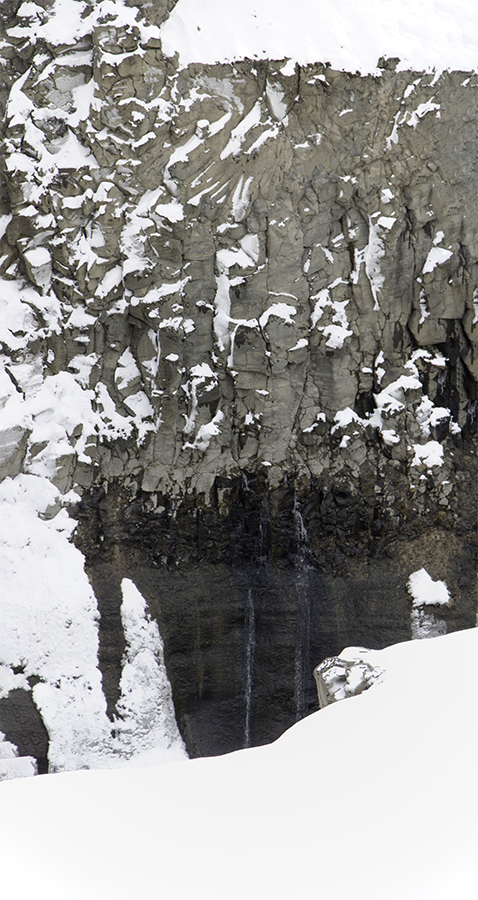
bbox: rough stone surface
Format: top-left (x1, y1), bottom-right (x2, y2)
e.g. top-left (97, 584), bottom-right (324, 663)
top-left (0, 687), bottom-right (49, 774)
top-left (0, 2), bottom-right (477, 757)
top-left (314, 649), bottom-right (384, 708)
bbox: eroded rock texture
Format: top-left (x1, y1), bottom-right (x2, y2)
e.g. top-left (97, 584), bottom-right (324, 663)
top-left (0, 1), bottom-right (477, 756)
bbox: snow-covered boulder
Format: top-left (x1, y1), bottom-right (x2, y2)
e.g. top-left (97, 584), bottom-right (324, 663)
top-left (314, 648), bottom-right (384, 707)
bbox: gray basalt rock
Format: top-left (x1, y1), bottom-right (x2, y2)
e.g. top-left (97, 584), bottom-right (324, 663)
top-left (0, 1), bottom-right (476, 758)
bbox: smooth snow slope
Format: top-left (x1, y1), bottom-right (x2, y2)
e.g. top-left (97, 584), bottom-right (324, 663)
top-left (161, 0), bottom-right (478, 73)
top-left (1, 628), bottom-right (477, 900)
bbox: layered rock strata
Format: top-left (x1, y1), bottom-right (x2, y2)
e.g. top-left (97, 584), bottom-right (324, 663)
top-left (0, 1), bottom-right (477, 760)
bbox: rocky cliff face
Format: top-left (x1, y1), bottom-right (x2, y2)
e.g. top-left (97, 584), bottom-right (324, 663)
top-left (0, 1), bottom-right (477, 764)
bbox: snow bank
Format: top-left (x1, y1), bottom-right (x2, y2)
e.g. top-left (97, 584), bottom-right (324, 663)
top-left (161, 0), bottom-right (478, 74)
top-left (11, 0), bottom-right (478, 75)
top-left (0, 477), bottom-right (185, 773)
top-left (1, 628), bottom-right (476, 900)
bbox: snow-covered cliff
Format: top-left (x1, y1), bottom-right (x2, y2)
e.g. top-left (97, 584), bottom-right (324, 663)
top-left (0, 0), bottom-right (477, 768)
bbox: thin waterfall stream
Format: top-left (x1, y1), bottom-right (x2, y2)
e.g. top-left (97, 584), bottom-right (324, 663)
top-left (293, 492), bottom-right (311, 722)
top-left (243, 587), bottom-right (256, 748)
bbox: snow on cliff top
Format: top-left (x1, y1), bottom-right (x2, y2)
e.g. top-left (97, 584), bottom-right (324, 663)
top-left (161, 0), bottom-right (478, 73)
top-left (1, 627), bottom-right (477, 900)
top-left (15, 0), bottom-right (478, 74)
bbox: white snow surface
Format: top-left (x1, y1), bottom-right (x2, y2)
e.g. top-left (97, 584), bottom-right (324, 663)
top-left (161, 0), bottom-right (478, 74)
top-left (0, 475), bottom-right (186, 774)
top-left (10, 0), bottom-right (478, 76)
top-left (422, 245), bottom-right (453, 274)
top-left (408, 567), bottom-right (451, 607)
top-left (1, 627), bottom-right (477, 899)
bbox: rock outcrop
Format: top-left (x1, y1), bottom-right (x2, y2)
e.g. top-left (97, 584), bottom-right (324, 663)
top-left (0, 1), bottom-right (476, 761)
top-left (314, 649), bottom-right (384, 708)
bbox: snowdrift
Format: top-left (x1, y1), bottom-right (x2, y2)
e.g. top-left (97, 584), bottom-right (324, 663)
top-left (161, 0), bottom-right (478, 73)
top-left (1, 627), bottom-right (476, 900)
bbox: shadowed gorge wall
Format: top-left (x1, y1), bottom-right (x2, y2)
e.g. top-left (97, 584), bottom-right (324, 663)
top-left (73, 476), bottom-right (477, 756)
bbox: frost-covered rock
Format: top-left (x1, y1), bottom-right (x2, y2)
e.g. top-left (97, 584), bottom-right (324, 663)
top-left (314, 649), bottom-right (384, 708)
top-left (1, 2), bottom-right (476, 500)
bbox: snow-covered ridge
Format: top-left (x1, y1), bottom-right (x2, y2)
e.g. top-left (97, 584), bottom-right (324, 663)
top-left (9, 0), bottom-right (478, 75)
top-left (161, 0), bottom-right (478, 74)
